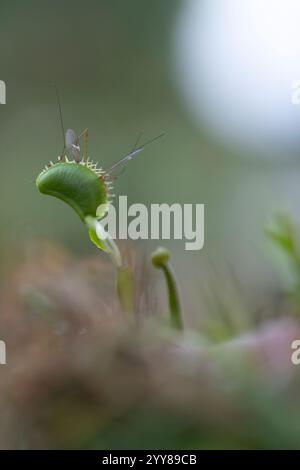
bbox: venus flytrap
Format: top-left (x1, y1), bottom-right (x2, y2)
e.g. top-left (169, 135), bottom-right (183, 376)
top-left (36, 134), bottom-right (135, 316)
top-left (151, 247), bottom-right (183, 330)
top-left (37, 89), bottom-right (162, 319)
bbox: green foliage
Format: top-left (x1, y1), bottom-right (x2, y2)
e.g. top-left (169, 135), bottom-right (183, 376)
top-left (266, 214), bottom-right (300, 263)
top-left (266, 213), bottom-right (300, 301)
top-left (87, 224), bottom-right (109, 253)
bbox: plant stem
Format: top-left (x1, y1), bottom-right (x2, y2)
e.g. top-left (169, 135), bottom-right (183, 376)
top-left (85, 216), bottom-right (134, 316)
top-left (152, 247), bottom-right (183, 330)
top-left (116, 267), bottom-right (134, 318)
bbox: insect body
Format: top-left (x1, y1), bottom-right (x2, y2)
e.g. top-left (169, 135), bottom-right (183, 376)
top-left (65, 128), bottom-right (80, 162)
top-left (59, 127), bottom-right (88, 163)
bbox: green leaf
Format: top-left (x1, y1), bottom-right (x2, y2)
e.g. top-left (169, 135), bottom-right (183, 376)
top-left (88, 226), bottom-right (109, 253)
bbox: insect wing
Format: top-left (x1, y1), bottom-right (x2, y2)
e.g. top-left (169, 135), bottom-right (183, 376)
top-left (66, 129), bottom-right (81, 162)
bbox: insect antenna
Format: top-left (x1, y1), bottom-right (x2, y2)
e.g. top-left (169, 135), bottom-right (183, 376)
top-left (54, 87), bottom-right (65, 145)
top-left (53, 85), bottom-right (84, 163)
top-left (53, 85), bottom-right (67, 161)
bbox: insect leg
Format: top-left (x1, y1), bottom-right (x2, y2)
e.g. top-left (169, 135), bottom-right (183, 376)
top-left (59, 146), bottom-right (66, 161)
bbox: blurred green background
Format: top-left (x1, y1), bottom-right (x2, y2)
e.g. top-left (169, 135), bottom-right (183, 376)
top-left (1, 0), bottom-right (300, 308)
top-left (3, 0), bottom-right (300, 450)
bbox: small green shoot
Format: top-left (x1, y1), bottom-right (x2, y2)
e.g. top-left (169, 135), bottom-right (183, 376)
top-left (152, 247), bottom-right (183, 330)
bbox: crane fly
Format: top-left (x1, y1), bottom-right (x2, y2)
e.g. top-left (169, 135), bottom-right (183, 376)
top-left (55, 87), bottom-right (164, 176)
